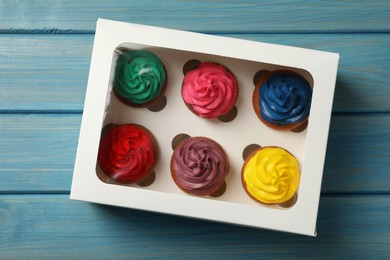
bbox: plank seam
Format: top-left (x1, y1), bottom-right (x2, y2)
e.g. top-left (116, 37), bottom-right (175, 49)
top-left (1, 30), bottom-right (390, 35)
top-left (332, 111), bottom-right (390, 116)
top-left (0, 110), bottom-right (83, 115)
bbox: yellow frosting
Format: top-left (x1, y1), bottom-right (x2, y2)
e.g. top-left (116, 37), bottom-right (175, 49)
top-left (243, 147), bottom-right (300, 204)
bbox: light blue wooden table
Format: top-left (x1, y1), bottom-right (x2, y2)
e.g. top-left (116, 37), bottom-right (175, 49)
top-left (1, 1), bottom-right (390, 258)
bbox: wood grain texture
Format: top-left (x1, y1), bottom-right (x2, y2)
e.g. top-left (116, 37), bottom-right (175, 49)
top-left (1, 0), bottom-right (389, 256)
top-left (0, 195), bottom-right (389, 259)
top-left (0, 114), bottom-right (389, 193)
top-left (0, 114), bottom-right (80, 192)
top-left (0, 1), bottom-right (389, 33)
top-left (0, 35), bottom-right (91, 111)
top-left (1, 34), bottom-right (389, 112)
top-left (324, 114), bottom-right (390, 193)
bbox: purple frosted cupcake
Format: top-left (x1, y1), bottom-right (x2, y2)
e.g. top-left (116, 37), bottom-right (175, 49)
top-left (170, 137), bottom-right (229, 196)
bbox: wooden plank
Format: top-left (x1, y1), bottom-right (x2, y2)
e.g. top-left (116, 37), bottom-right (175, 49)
top-left (324, 114), bottom-right (390, 193)
top-left (0, 114), bottom-right (389, 193)
top-left (0, 114), bottom-right (80, 192)
top-left (1, 34), bottom-right (390, 112)
top-left (0, 35), bottom-right (91, 111)
top-left (0, 1), bottom-right (389, 33)
top-left (0, 195), bottom-right (389, 258)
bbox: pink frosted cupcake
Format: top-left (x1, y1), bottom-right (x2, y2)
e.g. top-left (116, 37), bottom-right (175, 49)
top-left (181, 62), bottom-right (238, 120)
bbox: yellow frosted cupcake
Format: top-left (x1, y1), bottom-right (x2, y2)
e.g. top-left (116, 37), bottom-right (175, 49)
top-left (241, 146), bottom-right (300, 205)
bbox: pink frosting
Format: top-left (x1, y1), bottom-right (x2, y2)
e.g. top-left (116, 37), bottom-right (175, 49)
top-left (182, 62), bottom-right (238, 118)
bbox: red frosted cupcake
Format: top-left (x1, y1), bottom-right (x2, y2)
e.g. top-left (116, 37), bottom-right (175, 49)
top-left (181, 61), bottom-right (238, 120)
top-left (97, 124), bottom-right (158, 185)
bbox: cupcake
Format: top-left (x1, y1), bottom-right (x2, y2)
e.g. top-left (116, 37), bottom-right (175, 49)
top-left (113, 50), bottom-right (167, 108)
top-left (181, 61), bottom-right (238, 120)
top-left (170, 136), bottom-right (230, 196)
top-left (253, 70), bottom-right (312, 130)
top-left (241, 146), bottom-right (300, 205)
top-left (97, 124), bottom-right (158, 185)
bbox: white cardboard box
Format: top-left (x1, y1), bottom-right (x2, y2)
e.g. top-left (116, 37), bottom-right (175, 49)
top-left (70, 18), bottom-right (339, 236)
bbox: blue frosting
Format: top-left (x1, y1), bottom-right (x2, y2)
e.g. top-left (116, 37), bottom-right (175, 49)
top-left (259, 73), bottom-right (312, 125)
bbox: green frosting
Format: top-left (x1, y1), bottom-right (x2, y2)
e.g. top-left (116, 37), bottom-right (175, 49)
top-left (114, 50), bottom-right (166, 105)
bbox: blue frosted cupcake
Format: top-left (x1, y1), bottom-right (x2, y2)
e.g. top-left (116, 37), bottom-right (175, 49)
top-left (252, 70), bottom-right (312, 130)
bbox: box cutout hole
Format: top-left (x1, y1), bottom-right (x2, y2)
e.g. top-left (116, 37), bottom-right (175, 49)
top-left (279, 193), bottom-right (298, 208)
top-left (147, 95), bottom-right (167, 112)
top-left (171, 133), bottom-right (191, 150)
top-left (137, 171), bottom-right (156, 187)
top-left (218, 105), bottom-right (238, 122)
top-left (183, 59), bottom-right (201, 75)
top-left (209, 181), bottom-right (227, 197)
top-left (253, 70), bottom-right (270, 86)
top-left (242, 144), bottom-right (262, 160)
top-left (290, 120), bottom-right (308, 133)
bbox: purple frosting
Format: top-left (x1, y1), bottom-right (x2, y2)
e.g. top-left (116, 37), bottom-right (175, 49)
top-left (172, 137), bottom-right (229, 196)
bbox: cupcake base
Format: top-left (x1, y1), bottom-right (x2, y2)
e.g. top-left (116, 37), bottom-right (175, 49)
top-left (241, 144), bottom-right (300, 208)
top-left (252, 70), bottom-right (310, 131)
top-left (113, 67), bottom-right (168, 112)
top-left (96, 123), bottom-right (159, 186)
top-left (170, 135), bottom-right (230, 197)
top-left (181, 61), bottom-right (239, 121)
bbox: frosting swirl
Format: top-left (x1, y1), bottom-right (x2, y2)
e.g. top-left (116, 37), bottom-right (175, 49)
top-left (182, 62), bottom-right (238, 118)
top-left (242, 147), bottom-right (300, 204)
top-left (114, 50), bottom-right (166, 105)
top-left (98, 124), bottom-right (156, 184)
top-left (259, 72), bottom-right (312, 125)
top-left (171, 137), bottom-right (229, 196)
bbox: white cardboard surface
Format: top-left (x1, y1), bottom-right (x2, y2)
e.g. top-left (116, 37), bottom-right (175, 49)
top-left (70, 18), bottom-right (339, 236)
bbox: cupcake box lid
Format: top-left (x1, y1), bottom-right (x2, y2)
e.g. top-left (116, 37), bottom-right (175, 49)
top-left (70, 18), bottom-right (339, 237)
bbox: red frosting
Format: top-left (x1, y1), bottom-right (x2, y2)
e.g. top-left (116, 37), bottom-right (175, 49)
top-left (97, 124), bottom-right (156, 184)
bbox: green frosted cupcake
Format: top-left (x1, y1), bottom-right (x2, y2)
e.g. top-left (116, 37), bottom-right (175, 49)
top-left (113, 50), bottom-right (167, 107)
